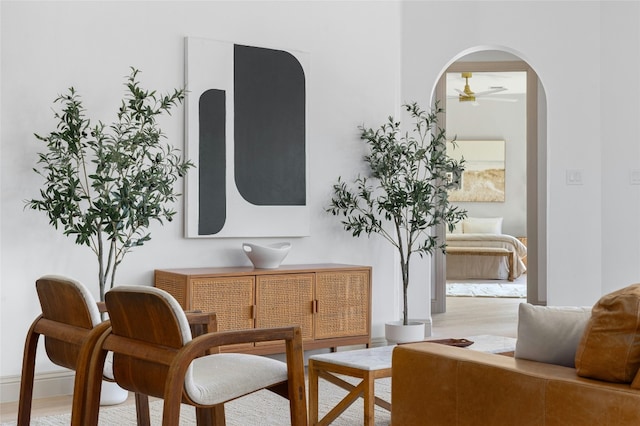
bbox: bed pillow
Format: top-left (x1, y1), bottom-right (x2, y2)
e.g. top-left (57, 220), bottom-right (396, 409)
top-left (515, 303), bottom-right (592, 367)
top-left (575, 283), bottom-right (640, 383)
top-left (463, 217), bottom-right (503, 234)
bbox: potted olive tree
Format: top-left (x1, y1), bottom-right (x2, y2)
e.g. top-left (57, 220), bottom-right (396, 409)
top-left (327, 102), bottom-right (466, 343)
top-left (27, 68), bottom-right (193, 403)
top-left (28, 68), bottom-right (192, 302)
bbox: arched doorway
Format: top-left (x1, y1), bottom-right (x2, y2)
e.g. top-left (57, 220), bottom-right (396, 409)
top-left (431, 50), bottom-right (547, 313)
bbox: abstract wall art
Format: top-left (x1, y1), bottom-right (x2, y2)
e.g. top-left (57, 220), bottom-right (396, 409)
top-left (446, 140), bottom-right (506, 202)
top-left (185, 37), bottom-right (309, 237)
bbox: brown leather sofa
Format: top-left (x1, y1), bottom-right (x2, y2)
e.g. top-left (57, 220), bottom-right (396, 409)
top-left (391, 284), bottom-right (640, 425)
top-left (392, 342), bottom-right (640, 425)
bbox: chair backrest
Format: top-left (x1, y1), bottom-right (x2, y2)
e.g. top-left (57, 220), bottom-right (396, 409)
top-left (35, 275), bottom-right (101, 370)
top-left (104, 286), bottom-right (192, 397)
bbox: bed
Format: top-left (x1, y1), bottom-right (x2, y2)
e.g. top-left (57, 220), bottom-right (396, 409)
top-left (446, 217), bottom-right (527, 281)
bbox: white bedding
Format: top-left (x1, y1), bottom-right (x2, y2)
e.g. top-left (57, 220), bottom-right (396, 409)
top-left (446, 233), bottom-right (527, 280)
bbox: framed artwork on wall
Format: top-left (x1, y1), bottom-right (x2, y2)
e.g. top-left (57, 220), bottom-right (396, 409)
top-left (184, 37), bottom-right (310, 238)
top-left (446, 140), bottom-right (505, 202)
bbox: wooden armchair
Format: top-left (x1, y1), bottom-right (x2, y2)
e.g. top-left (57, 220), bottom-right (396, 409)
top-left (17, 276), bottom-right (148, 426)
top-left (83, 285), bottom-right (308, 426)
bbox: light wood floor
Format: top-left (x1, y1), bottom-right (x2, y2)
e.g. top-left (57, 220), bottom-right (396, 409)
top-left (432, 295), bottom-right (520, 339)
top-left (0, 296), bottom-right (521, 423)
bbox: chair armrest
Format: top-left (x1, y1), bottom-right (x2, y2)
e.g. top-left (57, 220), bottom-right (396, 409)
top-left (168, 326), bottom-right (305, 415)
top-left (102, 326), bottom-right (302, 368)
top-left (185, 311), bottom-right (218, 335)
top-left (188, 326), bottom-right (299, 349)
top-left (185, 311), bottom-right (218, 355)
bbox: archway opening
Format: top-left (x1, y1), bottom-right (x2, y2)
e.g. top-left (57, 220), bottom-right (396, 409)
top-left (431, 48), bottom-right (547, 314)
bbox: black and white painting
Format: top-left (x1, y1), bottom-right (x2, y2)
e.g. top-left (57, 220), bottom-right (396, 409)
top-left (185, 37), bottom-right (309, 237)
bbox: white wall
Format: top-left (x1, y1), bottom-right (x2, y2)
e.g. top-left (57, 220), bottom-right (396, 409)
top-left (600, 1), bottom-right (640, 294)
top-left (0, 0), bottom-right (401, 388)
top-left (402, 0), bottom-right (640, 305)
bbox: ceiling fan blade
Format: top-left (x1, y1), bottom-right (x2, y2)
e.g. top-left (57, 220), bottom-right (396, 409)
top-left (454, 88), bottom-right (467, 96)
top-left (478, 97), bottom-right (518, 103)
top-left (474, 87), bottom-right (507, 96)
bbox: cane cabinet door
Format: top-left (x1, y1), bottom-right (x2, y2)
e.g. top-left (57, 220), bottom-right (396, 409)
top-left (314, 269), bottom-right (370, 339)
top-left (255, 273), bottom-right (315, 346)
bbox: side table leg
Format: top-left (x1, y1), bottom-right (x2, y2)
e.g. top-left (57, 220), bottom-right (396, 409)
top-left (309, 360), bottom-right (319, 425)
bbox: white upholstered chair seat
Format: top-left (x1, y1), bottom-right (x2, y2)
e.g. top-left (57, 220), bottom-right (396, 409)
top-left (186, 353), bottom-right (288, 405)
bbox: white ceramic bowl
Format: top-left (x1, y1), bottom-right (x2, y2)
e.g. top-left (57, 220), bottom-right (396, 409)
top-left (242, 242), bottom-right (291, 269)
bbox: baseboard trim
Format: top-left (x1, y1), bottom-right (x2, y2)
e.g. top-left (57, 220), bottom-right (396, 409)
top-left (370, 336), bottom-right (388, 347)
top-left (0, 370), bottom-right (74, 404)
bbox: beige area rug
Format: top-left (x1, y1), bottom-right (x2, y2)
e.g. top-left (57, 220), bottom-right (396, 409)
top-left (447, 276), bottom-right (527, 298)
top-left (2, 377), bottom-right (391, 425)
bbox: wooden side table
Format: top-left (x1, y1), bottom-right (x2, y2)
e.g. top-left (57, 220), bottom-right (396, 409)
top-left (308, 345), bottom-right (393, 426)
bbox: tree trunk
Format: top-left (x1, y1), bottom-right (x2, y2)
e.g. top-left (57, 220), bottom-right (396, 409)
top-left (401, 258), bottom-right (410, 326)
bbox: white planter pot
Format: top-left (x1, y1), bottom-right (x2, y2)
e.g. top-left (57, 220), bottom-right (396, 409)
top-left (100, 380), bottom-right (128, 406)
top-left (385, 321), bottom-right (426, 344)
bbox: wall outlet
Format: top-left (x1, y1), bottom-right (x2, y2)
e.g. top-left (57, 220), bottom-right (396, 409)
top-left (566, 169), bottom-right (583, 185)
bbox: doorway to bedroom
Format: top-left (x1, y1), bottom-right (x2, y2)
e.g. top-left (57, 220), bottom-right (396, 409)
top-left (445, 67), bottom-right (527, 299)
top-left (432, 50), bottom-right (546, 313)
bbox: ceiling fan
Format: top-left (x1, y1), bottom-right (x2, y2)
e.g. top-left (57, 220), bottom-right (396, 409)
top-left (452, 72), bottom-right (516, 104)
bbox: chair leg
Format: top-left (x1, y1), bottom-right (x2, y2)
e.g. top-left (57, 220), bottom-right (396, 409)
top-left (79, 343), bottom-right (110, 426)
top-left (288, 384), bottom-right (309, 426)
top-left (135, 393), bottom-right (150, 426)
top-left (284, 327), bottom-right (308, 426)
top-left (195, 405), bottom-right (225, 425)
top-left (16, 322), bottom-right (40, 426)
top-left (71, 321), bottom-right (112, 426)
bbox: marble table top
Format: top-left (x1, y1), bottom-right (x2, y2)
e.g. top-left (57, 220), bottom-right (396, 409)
top-left (308, 334), bottom-right (517, 371)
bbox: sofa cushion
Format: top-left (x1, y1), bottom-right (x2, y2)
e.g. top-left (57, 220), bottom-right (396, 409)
top-left (575, 283), bottom-right (640, 383)
top-left (515, 303), bottom-right (592, 367)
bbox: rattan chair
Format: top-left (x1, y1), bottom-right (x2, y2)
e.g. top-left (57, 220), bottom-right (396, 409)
top-left (83, 285), bottom-right (308, 426)
top-left (17, 275), bottom-right (150, 426)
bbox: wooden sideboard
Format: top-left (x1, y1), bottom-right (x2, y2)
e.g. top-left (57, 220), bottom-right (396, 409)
top-left (154, 264), bottom-right (372, 354)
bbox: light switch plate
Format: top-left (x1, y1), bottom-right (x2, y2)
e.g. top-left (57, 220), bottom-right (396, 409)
top-left (566, 169), bottom-right (583, 185)
top-left (631, 170), bottom-right (640, 185)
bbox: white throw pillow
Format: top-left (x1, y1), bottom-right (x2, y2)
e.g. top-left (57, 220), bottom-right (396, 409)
top-left (515, 303), bottom-right (592, 368)
top-left (462, 217), bottom-right (503, 234)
